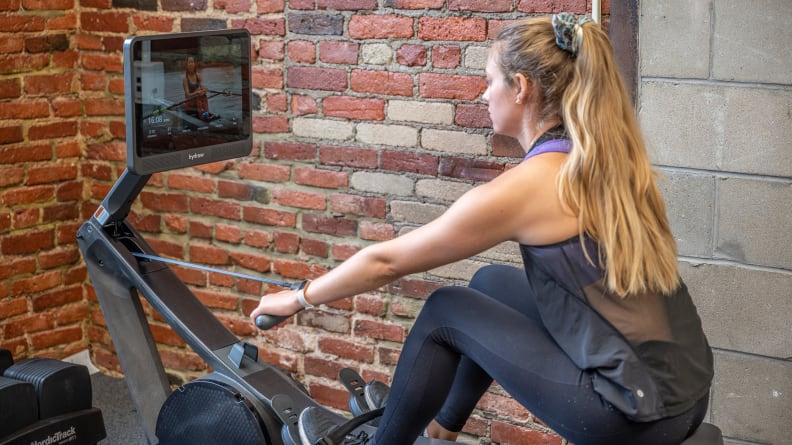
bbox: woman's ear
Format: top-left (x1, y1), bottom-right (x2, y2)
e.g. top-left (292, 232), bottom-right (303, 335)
top-left (514, 73), bottom-right (531, 104)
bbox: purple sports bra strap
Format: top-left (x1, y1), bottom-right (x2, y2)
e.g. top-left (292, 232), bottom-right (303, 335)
top-left (523, 139), bottom-right (572, 161)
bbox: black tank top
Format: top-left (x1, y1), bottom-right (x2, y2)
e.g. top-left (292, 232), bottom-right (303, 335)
top-left (520, 236), bottom-right (714, 421)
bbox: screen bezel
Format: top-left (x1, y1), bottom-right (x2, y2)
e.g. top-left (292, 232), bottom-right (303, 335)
top-left (124, 28), bottom-right (252, 175)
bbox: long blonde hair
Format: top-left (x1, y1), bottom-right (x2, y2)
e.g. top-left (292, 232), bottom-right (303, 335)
top-left (494, 17), bottom-right (679, 297)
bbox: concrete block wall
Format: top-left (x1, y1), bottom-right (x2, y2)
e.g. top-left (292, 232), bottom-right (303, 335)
top-left (639, 1), bottom-right (792, 444)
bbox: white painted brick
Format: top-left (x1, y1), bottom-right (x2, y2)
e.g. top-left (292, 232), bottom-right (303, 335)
top-left (421, 129), bottom-right (487, 155)
top-left (356, 122), bottom-right (418, 147)
top-left (360, 43), bottom-right (392, 65)
top-left (293, 117), bottom-right (354, 141)
top-left (349, 171), bottom-right (414, 196)
top-left (387, 100), bottom-right (453, 125)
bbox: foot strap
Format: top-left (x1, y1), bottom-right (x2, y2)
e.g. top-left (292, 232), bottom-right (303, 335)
top-left (318, 407), bottom-right (384, 445)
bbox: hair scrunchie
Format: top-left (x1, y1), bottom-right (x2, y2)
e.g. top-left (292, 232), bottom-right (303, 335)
top-left (552, 12), bottom-right (591, 55)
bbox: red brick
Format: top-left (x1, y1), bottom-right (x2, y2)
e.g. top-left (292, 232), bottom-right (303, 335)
top-left (24, 72), bottom-right (74, 95)
top-left (317, 0), bottom-right (375, 9)
top-left (0, 125), bottom-right (22, 144)
top-left (439, 156), bottom-right (505, 181)
top-left (56, 180), bottom-right (82, 202)
top-left (42, 205), bottom-right (75, 228)
top-left (242, 206), bottom-right (297, 227)
top-left (517, 0), bottom-right (588, 14)
top-left (354, 294), bottom-right (385, 316)
top-left (262, 141), bottom-right (317, 161)
top-left (318, 41), bottom-right (358, 65)
top-left (294, 168), bottom-right (347, 189)
top-left (256, 0), bottom-right (284, 13)
top-left (80, 11), bottom-right (129, 33)
top-left (291, 94), bottom-right (318, 115)
top-left (52, 97), bottom-right (81, 117)
top-left (302, 213), bottom-right (356, 236)
top-left (449, 0), bottom-right (512, 12)
top-left (0, 78), bottom-right (21, 99)
top-left (39, 246), bottom-right (79, 269)
top-left (331, 243), bottom-right (360, 261)
top-left (167, 173), bottom-right (215, 193)
top-left (478, 391), bottom-right (533, 421)
top-left (397, 44), bottom-right (426, 66)
top-left (455, 103), bottom-right (492, 128)
top-left (348, 14), bottom-right (413, 39)
top-left (252, 66), bottom-right (283, 89)
top-left (323, 96), bottom-right (384, 120)
top-left (189, 220), bottom-right (213, 239)
top-left (307, 383), bottom-right (348, 412)
top-left (22, 0), bottom-right (74, 10)
top-left (300, 237), bottom-right (328, 257)
top-left (0, 144), bottom-right (52, 164)
top-left (267, 92), bottom-right (288, 112)
top-left (30, 326), bottom-right (83, 349)
top-left (359, 220), bottom-right (394, 241)
top-left (31, 285), bottom-right (82, 311)
top-left (238, 162), bottom-right (292, 182)
top-left (387, 277), bottom-right (444, 299)
top-left (329, 194), bottom-right (385, 218)
top-left (0, 167), bottom-right (24, 187)
top-left (140, 191), bottom-right (188, 213)
top-left (351, 70), bottom-right (413, 97)
top-left (318, 337), bottom-right (374, 363)
top-left (47, 12), bottom-right (78, 30)
top-left (388, 0), bottom-right (442, 8)
top-left (132, 14), bottom-right (175, 32)
top-left (353, 319), bottom-right (404, 342)
top-left (492, 134), bottom-right (524, 158)
top-left (229, 251), bottom-right (271, 273)
top-left (84, 97), bottom-right (124, 115)
top-left (12, 270), bottom-right (60, 294)
top-left (13, 208), bottom-right (39, 229)
top-left (218, 180), bottom-right (254, 200)
top-left (85, 142), bottom-right (125, 161)
top-left (8, 315), bottom-right (54, 340)
top-left (287, 66), bottom-right (347, 91)
top-left (194, 289), bottom-right (239, 311)
top-left (319, 145), bottom-right (378, 169)
top-left (491, 421), bottom-right (563, 445)
top-left (253, 114), bottom-right (289, 133)
top-left (257, 40), bottom-right (284, 61)
top-left (0, 99), bottom-right (50, 119)
top-left (239, 17), bottom-right (285, 36)
top-left (28, 164), bottom-right (78, 184)
top-left (2, 185), bottom-right (53, 206)
top-left (418, 16), bottom-right (486, 41)
top-left (0, 15), bottom-right (46, 32)
top-left (273, 231), bottom-right (299, 253)
top-left (189, 243), bottom-right (229, 265)
top-left (243, 229), bottom-right (271, 248)
top-left (419, 73), bottom-right (486, 100)
top-left (0, 297), bottom-right (29, 319)
top-left (190, 197), bottom-right (241, 220)
top-left (215, 0), bottom-right (251, 13)
top-left (380, 150), bottom-right (438, 175)
top-left (0, 257), bottom-right (36, 280)
top-left (273, 189), bottom-right (326, 210)
top-left (287, 40), bottom-right (316, 63)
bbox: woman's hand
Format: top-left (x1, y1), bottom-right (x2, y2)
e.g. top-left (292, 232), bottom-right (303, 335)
top-left (249, 288), bottom-right (303, 325)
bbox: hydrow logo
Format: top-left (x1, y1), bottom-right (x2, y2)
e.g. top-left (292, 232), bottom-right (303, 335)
top-left (29, 426), bottom-right (77, 445)
top-left (188, 151), bottom-right (205, 161)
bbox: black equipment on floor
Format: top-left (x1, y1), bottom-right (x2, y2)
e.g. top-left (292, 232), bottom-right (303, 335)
top-left (0, 351), bottom-right (106, 445)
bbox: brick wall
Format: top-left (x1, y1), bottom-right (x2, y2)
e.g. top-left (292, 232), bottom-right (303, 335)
top-left (1, 1), bottom-right (608, 443)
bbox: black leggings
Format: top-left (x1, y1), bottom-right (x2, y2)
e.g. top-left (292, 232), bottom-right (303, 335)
top-left (373, 265), bottom-right (708, 445)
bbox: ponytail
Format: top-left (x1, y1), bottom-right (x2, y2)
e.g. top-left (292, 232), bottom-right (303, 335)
top-left (494, 16), bottom-right (680, 297)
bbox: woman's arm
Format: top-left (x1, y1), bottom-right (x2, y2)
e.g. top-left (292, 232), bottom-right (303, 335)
top-left (249, 154), bottom-right (571, 320)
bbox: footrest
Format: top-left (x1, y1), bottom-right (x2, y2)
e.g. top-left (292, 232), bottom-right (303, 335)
top-left (339, 368), bottom-right (369, 416)
top-left (271, 394), bottom-right (301, 445)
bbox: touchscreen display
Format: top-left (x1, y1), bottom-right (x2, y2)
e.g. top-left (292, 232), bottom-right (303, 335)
top-left (125, 29), bottom-right (251, 174)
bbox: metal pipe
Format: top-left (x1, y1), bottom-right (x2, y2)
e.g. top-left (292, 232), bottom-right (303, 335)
top-left (592, 0), bottom-right (601, 24)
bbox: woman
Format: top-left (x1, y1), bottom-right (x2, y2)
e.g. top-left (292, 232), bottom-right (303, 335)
top-left (250, 13), bottom-right (714, 445)
top-left (182, 56), bottom-right (212, 120)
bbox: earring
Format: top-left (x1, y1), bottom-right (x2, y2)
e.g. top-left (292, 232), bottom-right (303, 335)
top-left (516, 98), bottom-right (522, 104)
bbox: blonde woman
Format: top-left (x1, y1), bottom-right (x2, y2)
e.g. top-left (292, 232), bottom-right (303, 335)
top-left (251, 13), bottom-right (713, 445)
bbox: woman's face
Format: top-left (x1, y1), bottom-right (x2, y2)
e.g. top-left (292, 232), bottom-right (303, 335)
top-left (187, 58), bottom-right (196, 72)
top-left (483, 50), bottom-right (523, 138)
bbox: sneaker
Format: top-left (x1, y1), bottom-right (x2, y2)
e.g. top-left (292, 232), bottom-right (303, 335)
top-left (364, 381), bottom-right (390, 411)
top-left (297, 407), bottom-right (375, 445)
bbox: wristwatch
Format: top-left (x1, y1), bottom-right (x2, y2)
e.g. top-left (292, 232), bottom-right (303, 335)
top-left (296, 280), bottom-right (314, 310)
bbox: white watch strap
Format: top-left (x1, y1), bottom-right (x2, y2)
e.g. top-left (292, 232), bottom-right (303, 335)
top-left (296, 281), bottom-right (314, 309)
